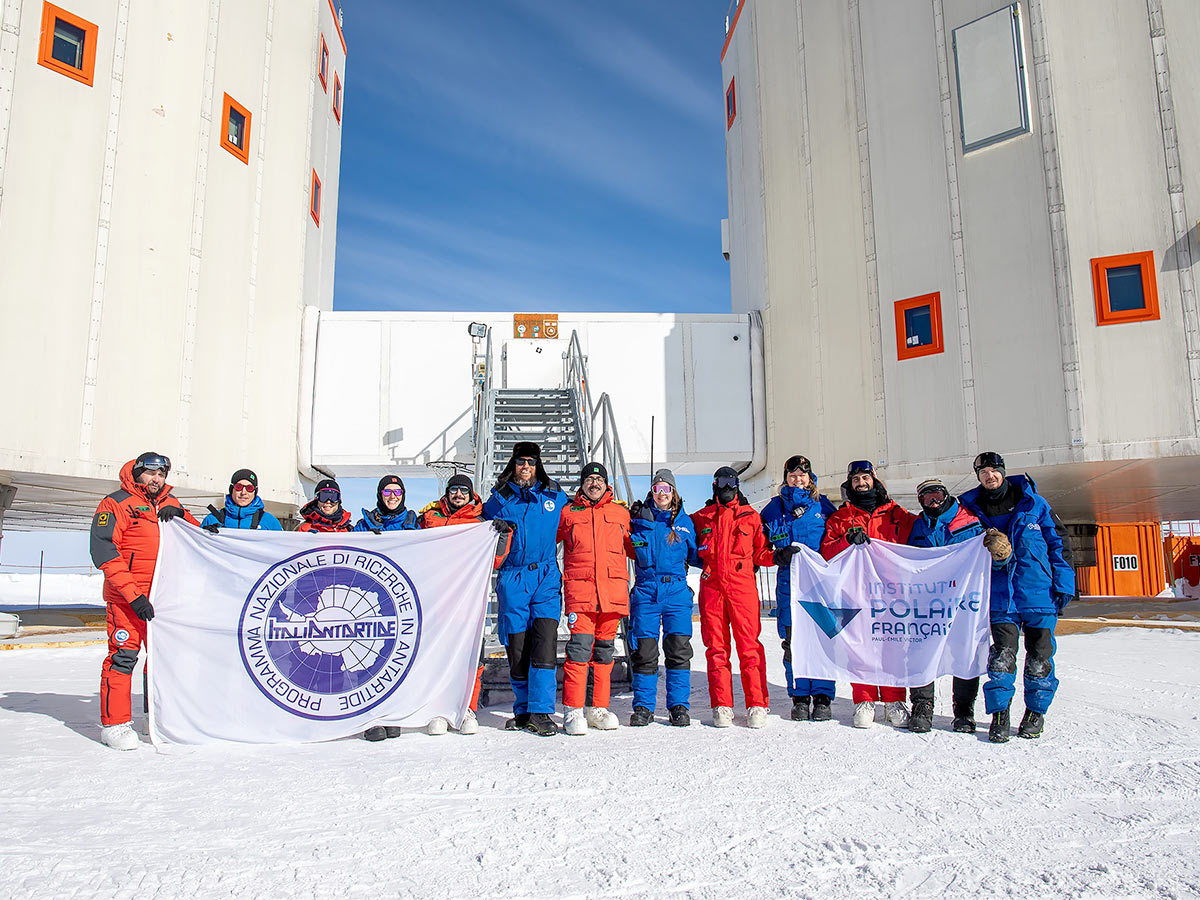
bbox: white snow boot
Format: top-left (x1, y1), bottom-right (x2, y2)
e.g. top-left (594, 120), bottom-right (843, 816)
top-left (564, 707), bottom-right (588, 736)
top-left (853, 701), bottom-right (876, 728)
top-left (885, 701), bottom-right (911, 728)
top-left (426, 716), bottom-right (449, 736)
top-left (712, 706), bottom-right (734, 728)
top-left (458, 709), bottom-right (478, 735)
top-left (746, 706), bottom-right (769, 729)
top-left (100, 721), bottom-right (140, 751)
top-left (586, 707), bottom-right (619, 730)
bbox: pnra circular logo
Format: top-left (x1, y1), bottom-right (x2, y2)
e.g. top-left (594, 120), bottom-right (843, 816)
top-left (544, 499), bottom-right (556, 512)
top-left (237, 547), bottom-right (422, 721)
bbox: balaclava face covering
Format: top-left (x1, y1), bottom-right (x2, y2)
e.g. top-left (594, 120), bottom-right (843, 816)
top-left (713, 466), bottom-right (739, 505)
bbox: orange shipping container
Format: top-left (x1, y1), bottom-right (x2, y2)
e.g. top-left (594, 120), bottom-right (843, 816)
top-left (1075, 523), bottom-right (1165, 597)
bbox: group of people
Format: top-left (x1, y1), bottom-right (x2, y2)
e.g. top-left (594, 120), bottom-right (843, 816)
top-left (88, 444), bottom-right (1074, 751)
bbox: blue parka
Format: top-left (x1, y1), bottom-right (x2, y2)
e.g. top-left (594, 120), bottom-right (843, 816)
top-left (629, 502), bottom-right (698, 600)
top-left (959, 475), bottom-right (1075, 619)
top-left (761, 484), bottom-right (836, 625)
top-left (482, 479), bottom-right (569, 567)
top-left (353, 506), bottom-right (418, 532)
top-left (200, 494), bottom-right (283, 531)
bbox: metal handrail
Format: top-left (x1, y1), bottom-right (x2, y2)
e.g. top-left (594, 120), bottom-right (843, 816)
top-left (562, 330), bottom-right (634, 503)
top-left (472, 326), bottom-right (495, 492)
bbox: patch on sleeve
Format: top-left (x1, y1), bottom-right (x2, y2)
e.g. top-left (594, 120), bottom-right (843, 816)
top-left (97, 512), bottom-right (109, 527)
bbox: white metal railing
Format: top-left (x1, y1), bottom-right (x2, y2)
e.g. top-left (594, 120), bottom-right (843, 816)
top-left (472, 326), bottom-right (495, 492)
top-left (562, 330), bottom-right (633, 502)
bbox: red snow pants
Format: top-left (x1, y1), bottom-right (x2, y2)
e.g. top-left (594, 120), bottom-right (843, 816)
top-left (698, 581), bottom-right (768, 709)
top-left (101, 601), bottom-right (148, 726)
top-left (563, 609), bottom-right (623, 709)
top-left (851, 683), bottom-right (905, 703)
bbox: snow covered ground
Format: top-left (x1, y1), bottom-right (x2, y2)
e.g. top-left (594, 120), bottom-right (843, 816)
top-left (2, 628), bottom-right (1198, 899)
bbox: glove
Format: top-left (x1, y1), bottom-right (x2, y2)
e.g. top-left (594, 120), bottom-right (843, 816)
top-left (130, 594), bottom-right (155, 621)
top-left (158, 505), bottom-right (185, 522)
top-left (846, 527), bottom-right (869, 546)
top-left (1054, 591), bottom-right (1073, 613)
top-left (982, 528), bottom-right (1012, 562)
top-left (370, 528), bottom-right (382, 535)
top-left (773, 545), bottom-right (799, 567)
top-left (492, 520), bottom-right (514, 535)
top-left (628, 501), bottom-right (643, 517)
top-left (202, 523), bottom-right (220, 534)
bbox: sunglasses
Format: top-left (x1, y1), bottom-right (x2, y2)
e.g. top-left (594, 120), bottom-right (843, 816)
top-left (446, 486), bottom-right (470, 496)
top-left (231, 481), bottom-right (256, 494)
top-left (316, 490), bottom-right (341, 502)
top-left (715, 476), bottom-right (739, 489)
top-left (514, 457), bottom-right (537, 467)
top-left (651, 483), bottom-right (673, 495)
top-left (380, 488), bottom-right (404, 498)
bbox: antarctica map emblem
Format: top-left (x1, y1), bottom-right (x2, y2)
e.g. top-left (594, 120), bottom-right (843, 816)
top-left (237, 547), bottom-right (423, 720)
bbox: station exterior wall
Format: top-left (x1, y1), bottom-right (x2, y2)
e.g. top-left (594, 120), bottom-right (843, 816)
top-left (722, 0), bottom-right (1200, 506)
top-left (0, 0), bottom-right (344, 509)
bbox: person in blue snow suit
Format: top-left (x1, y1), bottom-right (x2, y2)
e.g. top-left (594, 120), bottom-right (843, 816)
top-left (353, 475), bottom-right (418, 532)
top-left (760, 455), bottom-right (837, 722)
top-left (626, 469), bottom-right (699, 728)
top-left (906, 477), bottom-right (986, 735)
top-left (199, 468), bottom-right (283, 532)
top-left (482, 441), bottom-right (570, 738)
top-left (959, 451), bottom-right (1075, 744)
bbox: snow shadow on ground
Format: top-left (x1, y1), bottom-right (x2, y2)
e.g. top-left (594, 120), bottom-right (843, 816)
top-left (0, 690), bottom-right (102, 741)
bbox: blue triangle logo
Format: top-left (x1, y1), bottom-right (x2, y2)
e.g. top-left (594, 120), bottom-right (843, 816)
top-left (799, 601), bottom-right (860, 639)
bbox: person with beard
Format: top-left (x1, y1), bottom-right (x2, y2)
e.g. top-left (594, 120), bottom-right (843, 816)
top-left (760, 455), bottom-right (837, 722)
top-left (821, 460), bottom-right (917, 729)
top-left (353, 475), bottom-right (418, 532)
top-left (297, 478), bottom-right (353, 532)
top-left (906, 477), bottom-right (985, 734)
top-left (960, 452), bottom-right (1075, 743)
top-left (199, 469), bottom-right (283, 533)
top-left (90, 452), bottom-right (200, 750)
top-left (413, 474), bottom-right (512, 739)
top-left (690, 467), bottom-right (780, 728)
top-left (482, 442), bottom-right (569, 737)
top-left (626, 469), bottom-right (698, 727)
top-left (556, 462), bottom-right (631, 736)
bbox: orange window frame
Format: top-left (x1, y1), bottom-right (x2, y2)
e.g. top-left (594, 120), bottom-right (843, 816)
top-left (318, 35), bottom-right (329, 91)
top-left (894, 292), bottom-right (945, 361)
top-left (333, 72), bottom-right (342, 123)
top-left (38, 3), bottom-right (98, 86)
top-left (726, 78), bottom-right (736, 130)
top-left (220, 93), bottom-right (252, 164)
top-left (1091, 251), bottom-right (1159, 326)
top-left (310, 170), bottom-right (322, 226)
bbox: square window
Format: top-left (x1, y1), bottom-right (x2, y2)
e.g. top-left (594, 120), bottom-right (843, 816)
top-left (894, 292), bottom-right (945, 360)
top-left (726, 78), bottom-right (736, 130)
top-left (220, 93), bottom-right (252, 164)
top-left (1091, 251), bottom-right (1159, 325)
top-left (318, 35), bottom-right (329, 91)
top-left (333, 73), bottom-right (342, 122)
top-left (310, 170), bottom-right (322, 226)
top-left (37, 3), bottom-right (98, 86)
top-left (952, 3), bottom-right (1030, 152)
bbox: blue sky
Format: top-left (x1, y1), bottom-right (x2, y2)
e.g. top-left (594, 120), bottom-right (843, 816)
top-left (0, 2), bottom-right (735, 570)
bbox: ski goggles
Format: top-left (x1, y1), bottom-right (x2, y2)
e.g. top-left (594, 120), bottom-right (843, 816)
top-left (847, 459), bottom-right (874, 477)
top-left (138, 455), bottom-right (171, 474)
top-left (917, 485), bottom-right (948, 505)
top-left (973, 451), bottom-right (1005, 473)
top-left (651, 483), bottom-right (673, 495)
top-left (714, 475), bottom-right (740, 490)
top-left (785, 455), bottom-right (812, 475)
top-left (231, 481), bottom-right (257, 494)
top-left (316, 489), bottom-right (341, 502)
top-left (380, 487), bottom-right (404, 498)
top-left (513, 456), bottom-right (537, 467)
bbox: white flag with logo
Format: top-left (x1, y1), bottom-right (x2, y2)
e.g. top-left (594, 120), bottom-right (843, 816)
top-left (147, 521), bottom-right (497, 745)
top-left (788, 539), bottom-right (990, 686)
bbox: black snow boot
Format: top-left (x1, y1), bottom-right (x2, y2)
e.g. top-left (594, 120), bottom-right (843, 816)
top-left (790, 696), bottom-right (812, 721)
top-left (811, 695), bottom-right (833, 722)
top-left (385, 727), bottom-right (403, 739)
top-left (362, 726), bottom-right (387, 742)
top-left (951, 703), bottom-right (976, 734)
top-left (668, 705), bottom-right (690, 727)
top-left (909, 700), bottom-right (934, 733)
top-left (988, 708), bottom-right (1011, 744)
top-left (1018, 710), bottom-right (1044, 739)
top-left (524, 712), bottom-right (559, 736)
top-left (504, 713), bottom-right (531, 732)
top-left (629, 706), bottom-right (654, 727)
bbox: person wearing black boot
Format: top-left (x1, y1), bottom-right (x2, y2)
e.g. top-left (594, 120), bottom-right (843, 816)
top-left (960, 452), bottom-right (1075, 743)
top-left (906, 478), bottom-right (985, 734)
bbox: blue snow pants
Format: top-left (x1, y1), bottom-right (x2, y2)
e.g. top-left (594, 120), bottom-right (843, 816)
top-left (983, 611), bottom-right (1059, 715)
top-left (496, 560), bottom-right (562, 716)
top-left (628, 577), bottom-right (694, 711)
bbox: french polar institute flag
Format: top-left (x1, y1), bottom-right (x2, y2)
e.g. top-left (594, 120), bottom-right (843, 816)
top-left (147, 520), bottom-right (498, 745)
top-left (788, 539), bottom-right (991, 687)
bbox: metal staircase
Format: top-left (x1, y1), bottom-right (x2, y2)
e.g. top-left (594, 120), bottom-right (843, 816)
top-left (487, 389), bottom-right (585, 490)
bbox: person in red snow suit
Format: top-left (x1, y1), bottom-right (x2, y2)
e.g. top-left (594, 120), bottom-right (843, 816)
top-left (90, 452), bottom-right (200, 751)
top-left (820, 459), bottom-right (917, 729)
top-left (297, 478), bottom-right (353, 532)
top-left (413, 473), bottom-right (512, 739)
top-left (690, 466), bottom-right (785, 729)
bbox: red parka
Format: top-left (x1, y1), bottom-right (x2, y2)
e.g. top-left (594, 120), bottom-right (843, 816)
top-left (417, 493), bottom-right (511, 568)
top-left (556, 487), bottom-right (631, 615)
top-left (90, 459), bottom-right (200, 606)
top-left (691, 494), bottom-right (776, 590)
top-left (820, 485), bottom-right (916, 559)
top-left (298, 502), bottom-right (353, 533)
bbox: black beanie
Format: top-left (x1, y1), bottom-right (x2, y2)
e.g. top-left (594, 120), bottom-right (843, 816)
top-left (229, 468), bottom-right (258, 489)
top-left (314, 478), bottom-right (340, 496)
top-left (580, 461), bottom-right (608, 483)
top-left (377, 475), bottom-right (404, 498)
top-left (446, 473), bottom-right (473, 494)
